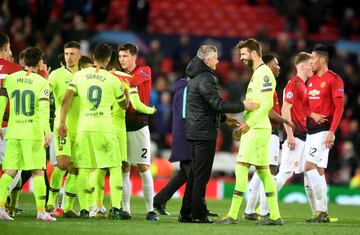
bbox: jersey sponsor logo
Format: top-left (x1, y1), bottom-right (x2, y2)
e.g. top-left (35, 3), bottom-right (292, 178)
top-left (263, 82), bottom-right (272, 87)
top-left (286, 91), bottom-right (293, 99)
top-left (308, 89), bottom-right (320, 96)
top-left (263, 75), bottom-right (270, 82)
top-left (320, 81), bottom-right (326, 88)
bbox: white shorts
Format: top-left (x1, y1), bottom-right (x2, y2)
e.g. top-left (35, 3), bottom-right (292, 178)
top-left (127, 126), bottom-right (151, 165)
top-left (269, 134), bottom-right (280, 166)
top-left (305, 131), bottom-right (330, 169)
top-left (49, 134), bottom-right (56, 165)
top-left (0, 128), bottom-right (7, 164)
top-left (279, 137), bottom-right (306, 174)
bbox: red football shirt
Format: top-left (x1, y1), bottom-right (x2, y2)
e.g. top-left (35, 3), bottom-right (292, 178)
top-left (271, 91), bottom-right (281, 130)
top-left (283, 76), bottom-right (307, 134)
top-left (0, 59), bottom-right (23, 127)
top-left (306, 70), bottom-right (344, 132)
top-left (126, 65), bottom-right (152, 131)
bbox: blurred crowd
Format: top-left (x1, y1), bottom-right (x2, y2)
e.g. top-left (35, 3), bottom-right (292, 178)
top-left (0, 0), bottom-right (359, 186)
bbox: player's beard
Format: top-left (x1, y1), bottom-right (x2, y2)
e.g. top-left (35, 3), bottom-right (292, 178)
top-left (246, 58), bottom-right (254, 68)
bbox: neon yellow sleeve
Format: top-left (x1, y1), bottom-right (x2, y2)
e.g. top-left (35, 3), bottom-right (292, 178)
top-left (129, 87), bottom-right (155, 114)
top-left (39, 82), bottom-right (51, 134)
top-left (0, 94), bottom-right (8, 125)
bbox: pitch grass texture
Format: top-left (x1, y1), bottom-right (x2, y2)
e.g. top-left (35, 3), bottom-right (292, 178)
top-left (1, 193), bottom-right (360, 235)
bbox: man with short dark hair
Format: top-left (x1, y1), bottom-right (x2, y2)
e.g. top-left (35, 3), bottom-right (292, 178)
top-left (118, 43), bottom-right (158, 221)
top-left (58, 43), bottom-right (128, 219)
top-left (217, 38), bottom-right (282, 225)
top-left (0, 47), bottom-right (54, 221)
top-left (46, 41), bottom-right (82, 218)
top-left (304, 46), bottom-right (344, 223)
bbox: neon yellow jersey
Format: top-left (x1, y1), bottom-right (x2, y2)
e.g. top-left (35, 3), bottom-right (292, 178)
top-left (244, 64), bottom-right (275, 128)
top-left (111, 70), bottom-right (131, 133)
top-left (68, 67), bottom-right (125, 133)
top-left (3, 71), bottom-right (51, 140)
top-left (48, 66), bottom-right (79, 133)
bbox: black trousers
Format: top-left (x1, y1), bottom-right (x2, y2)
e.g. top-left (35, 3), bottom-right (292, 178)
top-left (154, 160), bottom-right (191, 204)
top-left (180, 139), bottom-right (216, 219)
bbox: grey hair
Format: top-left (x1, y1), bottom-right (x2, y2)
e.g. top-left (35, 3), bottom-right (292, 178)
top-left (197, 45), bottom-right (218, 61)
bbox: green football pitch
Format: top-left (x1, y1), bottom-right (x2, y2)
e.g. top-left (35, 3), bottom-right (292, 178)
top-left (1, 193), bottom-right (359, 235)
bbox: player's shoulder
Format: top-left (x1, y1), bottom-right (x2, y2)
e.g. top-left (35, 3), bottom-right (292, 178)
top-left (114, 70), bottom-right (132, 79)
top-left (134, 65), bottom-right (151, 78)
top-left (0, 59), bottom-right (22, 72)
top-left (327, 70), bottom-right (343, 81)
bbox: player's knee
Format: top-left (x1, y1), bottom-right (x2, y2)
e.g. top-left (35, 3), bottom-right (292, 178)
top-left (68, 165), bottom-right (78, 175)
top-left (304, 161), bottom-right (316, 172)
top-left (57, 156), bottom-right (70, 170)
top-left (5, 169), bottom-right (17, 178)
top-left (270, 165), bottom-right (279, 175)
top-left (137, 164), bottom-right (149, 173)
top-left (31, 169), bottom-right (43, 177)
top-left (122, 161), bottom-right (130, 172)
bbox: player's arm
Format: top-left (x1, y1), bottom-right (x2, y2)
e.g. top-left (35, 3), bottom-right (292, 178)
top-left (281, 101), bottom-right (297, 150)
top-left (0, 86), bottom-right (8, 140)
top-left (39, 82), bottom-right (51, 147)
top-left (128, 86), bottom-right (156, 114)
top-left (325, 78), bottom-right (345, 148)
top-left (245, 80), bottom-right (274, 128)
top-left (199, 75), bottom-right (246, 113)
top-left (269, 109), bottom-right (294, 129)
top-left (58, 88), bottom-right (75, 138)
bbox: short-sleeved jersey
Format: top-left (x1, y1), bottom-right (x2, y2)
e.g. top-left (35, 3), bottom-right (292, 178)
top-left (68, 67), bottom-right (125, 133)
top-left (126, 65), bottom-right (152, 130)
top-left (283, 76), bottom-right (307, 134)
top-left (112, 70), bottom-right (131, 133)
top-left (48, 66), bottom-right (79, 132)
top-left (271, 91), bottom-right (281, 129)
top-left (244, 64), bottom-right (275, 129)
top-left (0, 58), bottom-right (23, 127)
top-left (306, 70), bottom-right (344, 132)
top-left (3, 71), bottom-right (50, 140)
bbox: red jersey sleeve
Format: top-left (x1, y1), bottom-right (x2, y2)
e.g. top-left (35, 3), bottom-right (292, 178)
top-left (283, 80), bottom-right (295, 104)
top-left (272, 91), bottom-right (281, 114)
top-left (330, 73), bottom-right (345, 98)
top-left (129, 66), bottom-right (151, 87)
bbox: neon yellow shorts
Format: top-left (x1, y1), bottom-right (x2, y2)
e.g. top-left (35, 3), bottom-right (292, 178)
top-left (2, 139), bottom-right (46, 170)
top-left (116, 130), bottom-right (127, 162)
top-left (75, 132), bottom-right (121, 169)
top-left (53, 128), bottom-right (76, 160)
top-left (237, 128), bottom-right (271, 166)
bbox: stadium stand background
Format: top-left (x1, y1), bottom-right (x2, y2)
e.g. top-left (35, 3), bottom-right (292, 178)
top-left (1, 0), bottom-right (359, 187)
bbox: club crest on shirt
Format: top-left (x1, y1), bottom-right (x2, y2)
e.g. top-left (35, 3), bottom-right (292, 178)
top-left (320, 81), bottom-right (326, 88)
top-left (263, 75), bottom-right (270, 82)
